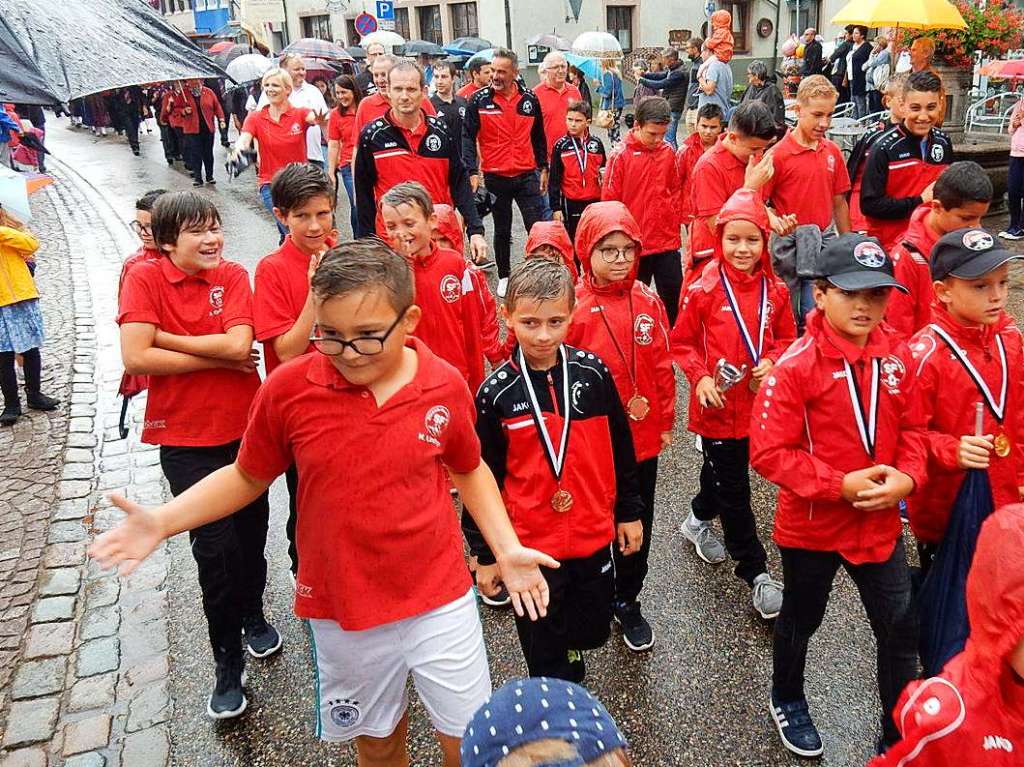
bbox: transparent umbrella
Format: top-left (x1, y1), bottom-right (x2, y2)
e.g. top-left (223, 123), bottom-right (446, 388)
top-left (359, 30), bottom-right (406, 52)
top-left (571, 31), bottom-right (623, 60)
top-left (225, 53), bottom-right (273, 84)
top-left (527, 32), bottom-right (571, 51)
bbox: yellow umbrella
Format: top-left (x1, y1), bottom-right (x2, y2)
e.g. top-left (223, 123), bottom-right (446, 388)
top-left (830, 0), bottom-right (966, 30)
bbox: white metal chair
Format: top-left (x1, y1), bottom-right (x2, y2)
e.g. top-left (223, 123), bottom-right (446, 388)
top-left (965, 92), bottom-right (1020, 134)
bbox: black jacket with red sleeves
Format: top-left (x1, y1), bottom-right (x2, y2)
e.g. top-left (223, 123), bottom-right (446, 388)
top-left (463, 344), bottom-right (643, 565)
top-left (353, 111), bottom-right (483, 239)
top-left (462, 83), bottom-right (548, 177)
top-left (549, 132), bottom-right (606, 209)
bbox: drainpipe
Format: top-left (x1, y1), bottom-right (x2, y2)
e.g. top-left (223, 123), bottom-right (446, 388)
top-left (504, 0), bottom-right (512, 49)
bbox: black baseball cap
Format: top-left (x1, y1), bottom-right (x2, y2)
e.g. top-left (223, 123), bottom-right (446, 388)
top-left (930, 228), bottom-right (1021, 280)
top-left (817, 233), bottom-right (907, 292)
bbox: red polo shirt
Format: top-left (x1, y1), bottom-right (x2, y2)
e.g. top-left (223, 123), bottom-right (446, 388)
top-left (408, 244), bottom-right (472, 381)
top-left (534, 81), bottom-right (582, 158)
top-left (117, 258), bottom-right (261, 446)
top-left (355, 92), bottom-right (436, 133)
top-left (241, 106), bottom-right (312, 185)
top-left (327, 108), bottom-right (357, 165)
top-left (236, 339), bottom-right (478, 629)
top-left (253, 236), bottom-right (317, 374)
top-left (764, 131), bottom-right (851, 230)
top-left (690, 136), bottom-right (758, 264)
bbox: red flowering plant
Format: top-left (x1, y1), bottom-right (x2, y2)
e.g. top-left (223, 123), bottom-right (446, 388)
top-left (896, 0), bottom-right (1024, 68)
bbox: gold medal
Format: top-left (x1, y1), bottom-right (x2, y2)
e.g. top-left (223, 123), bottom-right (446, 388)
top-left (995, 432), bottom-right (1012, 458)
top-left (551, 489), bottom-right (574, 513)
top-left (749, 376), bottom-right (761, 393)
top-left (627, 393), bottom-right (650, 421)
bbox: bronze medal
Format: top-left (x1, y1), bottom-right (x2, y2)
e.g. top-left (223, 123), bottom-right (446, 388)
top-left (748, 376), bottom-right (761, 393)
top-left (551, 489), bottom-right (574, 513)
top-left (995, 432), bottom-right (1012, 458)
top-left (627, 393), bottom-right (650, 421)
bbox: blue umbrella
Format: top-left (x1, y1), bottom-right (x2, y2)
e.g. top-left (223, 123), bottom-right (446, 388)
top-left (565, 52), bottom-right (600, 81)
top-left (465, 48), bottom-right (496, 68)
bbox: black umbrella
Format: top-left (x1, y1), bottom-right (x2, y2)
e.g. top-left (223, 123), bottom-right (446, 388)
top-left (215, 44), bottom-right (257, 68)
top-left (447, 36), bottom-right (491, 53)
top-left (345, 45), bottom-right (367, 60)
top-left (0, 0), bottom-right (229, 105)
top-left (399, 39), bottom-right (447, 56)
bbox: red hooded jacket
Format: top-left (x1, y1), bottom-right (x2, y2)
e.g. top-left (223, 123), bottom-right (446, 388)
top-left (749, 310), bottom-right (928, 563)
top-left (566, 202), bottom-right (676, 462)
top-left (601, 130), bottom-right (682, 256)
top-left (672, 189), bottom-right (797, 440)
top-left (173, 86), bottom-right (225, 135)
top-left (675, 131), bottom-right (706, 226)
top-left (905, 306), bottom-right (1024, 544)
top-left (886, 203), bottom-right (942, 339)
top-left (869, 504), bottom-right (1024, 767)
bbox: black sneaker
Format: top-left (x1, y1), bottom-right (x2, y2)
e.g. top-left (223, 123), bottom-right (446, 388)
top-left (769, 691), bottom-right (824, 758)
top-left (0, 404), bottom-right (20, 426)
top-left (26, 392), bottom-right (60, 411)
top-left (207, 653), bottom-right (247, 720)
top-left (192, 180), bottom-right (204, 187)
top-left (243, 615), bottom-right (282, 659)
top-left (614, 600), bottom-right (654, 652)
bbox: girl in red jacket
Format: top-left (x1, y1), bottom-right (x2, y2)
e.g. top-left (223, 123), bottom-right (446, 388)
top-left (869, 503), bottom-right (1024, 767)
top-left (566, 201), bottom-right (675, 653)
top-left (671, 189), bottom-right (794, 621)
top-left (749, 233), bottom-right (927, 758)
top-left (906, 228), bottom-right (1024, 577)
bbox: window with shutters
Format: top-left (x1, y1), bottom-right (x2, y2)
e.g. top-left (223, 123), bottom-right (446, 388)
top-left (606, 6), bottom-right (634, 52)
top-left (301, 14), bottom-right (333, 41)
top-left (417, 5), bottom-right (443, 45)
top-left (451, 3), bottom-right (479, 38)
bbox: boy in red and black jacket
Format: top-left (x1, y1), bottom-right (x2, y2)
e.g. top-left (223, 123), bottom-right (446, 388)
top-left (465, 257), bottom-right (644, 683)
top-left (567, 201), bottom-right (674, 652)
top-left (549, 100), bottom-right (606, 243)
top-left (672, 189), bottom-right (794, 620)
top-left (750, 233), bottom-right (926, 758)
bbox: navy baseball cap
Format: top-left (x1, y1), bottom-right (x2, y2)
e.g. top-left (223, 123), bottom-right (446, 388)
top-left (461, 678), bottom-right (628, 767)
top-left (816, 233), bottom-right (907, 293)
top-left (930, 228), bottom-right (1022, 280)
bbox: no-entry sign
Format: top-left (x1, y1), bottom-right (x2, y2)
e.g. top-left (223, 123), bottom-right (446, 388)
top-left (355, 12), bottom-right (378, 36)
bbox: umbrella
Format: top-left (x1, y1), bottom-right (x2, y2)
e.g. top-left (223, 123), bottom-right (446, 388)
top-left (445, 36), bottom-right (492, 54)
top-left (208, 40), bottom-right (234, 55)
top-left (281, 38), bottom-right (354, 62)
top-left (565, 53), bottom-right (601, 82)
top-left (345, 45), bottom-right (367, 60)
top-left (359, 30), bottom-right (405, 51)
top-left (399, 39), bottom-right (446, 56)
top-left (830, 0), bottom-right (967, 29)
top-left (303, 57), bottom-right (346, 80)
top-left (466, 48), bottom-right (496, 68)
top-left (980, 58), bottom-right (1024, 79)
top-left (527, 32), bottom-right (571, 50)
top-left (0, 165), bottom-right (51, 222)
top-left (0, 0), bottom-right (230, 105)
top-left (225, 53), bottom-right (273, 84)
top-left (571, 31), bottom-right (623, 60)
top-left (215, 43), bottom-right (257, 68)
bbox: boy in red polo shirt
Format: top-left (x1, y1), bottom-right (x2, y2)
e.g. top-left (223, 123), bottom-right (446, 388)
top-left (253, 162), bottom-right (334, 578)
top-left (465, 257), bottom-right (644, 683)
top-left (567, 201), bottom-right (675, 653)
top-left (886, 162), bottom-right (993, 338)
top-left (549, 100), bottom-right (606, 243)
top-left (116, 191), bottom-right (276, 721)
top-left (92, 240), bottom-right (554, 765)
top-left (676, 103), bottom-right (724, 237)
top-left (672, 189), bottom-right (793, 620)
top-left (750, 233), bottom-right (926, 758)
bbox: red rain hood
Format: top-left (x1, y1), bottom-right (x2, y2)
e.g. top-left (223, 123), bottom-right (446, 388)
top-left (432, 204), bottom-right (465, 256)
top-left (713, 188), bottom-right (774, 276)
top-left (525, 220), bottom-right (578, 281)
top-left (574, 201), bottom-right (644, 288)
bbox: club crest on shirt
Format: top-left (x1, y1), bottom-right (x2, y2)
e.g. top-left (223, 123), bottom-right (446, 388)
top-left (521, 99), bottom-right (533, 114)
top-left (424, 405), bottom-right (451, 441)
top-left (962, 229), bottom-right (993, 252)
top-left (634, 313), bottom-right (655, 345)
top-left (880, 354), bottom-right (906, 393)
top-left (854, 241), bottom-right (886, 269)
top-left (327, 698), bottom-right (361, 728)
top-left (571, 380), bottom-right (586, 414)
top-left (439, 274), bottom-right (462, 303)
top-left (425, 133), bottom-right (442, 152)
top-left (827, 154), bottom-right (835, 173)
top-left (587, 139), bottom-right (601, 153)
top-left (209, 285), bottom-right (225, 316)
top-left (289, 121), bottom-right (302, 135)
top-left (930, 143), bottom-right (945, 163)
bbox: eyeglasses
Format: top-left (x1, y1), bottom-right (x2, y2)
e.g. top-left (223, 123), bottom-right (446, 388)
top-left (597, 245), bottom-right (637, 263)
top-left (130, 221), bottom-right (152, 236)
top-left (309, 307), bottom-right (408, 357)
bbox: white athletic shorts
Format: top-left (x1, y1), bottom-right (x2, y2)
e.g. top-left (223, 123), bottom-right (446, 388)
top-left (307, 589), bottom-right (491, 742)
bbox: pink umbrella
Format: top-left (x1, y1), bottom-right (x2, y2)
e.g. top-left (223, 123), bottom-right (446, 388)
top-left (980, 59), bottom-right (1024, 79)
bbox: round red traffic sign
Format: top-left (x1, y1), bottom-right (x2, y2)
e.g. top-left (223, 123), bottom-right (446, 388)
top-left (355, 13), bottom-right (378, 37)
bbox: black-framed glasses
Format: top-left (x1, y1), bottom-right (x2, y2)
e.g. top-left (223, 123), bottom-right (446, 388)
top-left (597, 245), bottom-right (637, 263)
top-left (309, 307), bottom-right (408, 357)
top-left (130, 220), bottom-right (152, 236)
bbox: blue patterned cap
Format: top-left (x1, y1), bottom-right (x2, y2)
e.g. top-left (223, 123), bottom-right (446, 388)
top-left (460, 677), bottom-right (628, 767)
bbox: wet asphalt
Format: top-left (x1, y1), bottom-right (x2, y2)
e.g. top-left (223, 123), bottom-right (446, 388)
top-left (46, 120), bottom-right (1024, 767)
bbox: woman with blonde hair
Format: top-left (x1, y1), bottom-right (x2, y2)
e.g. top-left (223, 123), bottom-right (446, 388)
top-left (595, 59), bottom-right (625, 142)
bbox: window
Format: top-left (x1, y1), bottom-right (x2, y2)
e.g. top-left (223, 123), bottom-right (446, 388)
top-left (345, 18), bottom-right (358, 46)
top-left (301, 14), bottom-right (332, 40)
top-left (451, 2), bottom-right (479, 38)
top-left (725, 0), bottom-right (750, 53)
top-left (788, 0), bottom-right (820, 36)
top-left (395, 7), bottom-right (411, 40)
top-left (417, 5), bottom-right (443, 45)
top-left (607, 6), bottom-right (633, 52)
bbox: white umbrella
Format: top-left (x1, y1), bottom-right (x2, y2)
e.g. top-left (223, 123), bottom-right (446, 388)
top-left (359, 30), bottom-right (406, 52)
top-left (0, 166), bottom-right (33, 222)
top-left (226, 53), bottom-right (273, 84)
top-left (571, 31), bottom-right (623, 60)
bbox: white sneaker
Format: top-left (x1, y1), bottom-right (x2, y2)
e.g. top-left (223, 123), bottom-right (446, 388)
top-left (680, 511), bottom-right (727, 564)
top-left (496, 277), bottom-right (508, 299)
top-left (752, 572), bottom-right (784, 619)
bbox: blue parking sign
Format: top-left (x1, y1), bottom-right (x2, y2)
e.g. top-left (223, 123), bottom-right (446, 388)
top-left (376, 1), bottom-right (394, 20)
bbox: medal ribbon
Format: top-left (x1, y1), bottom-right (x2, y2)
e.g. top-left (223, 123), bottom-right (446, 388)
top-left (844, 358), bottom-right (880, 459)
top-left (719, 267), bottom-right (768, 365)
top-left (930, 324), bottom-right (1007, 424)
top-left (570, 135), bottom-right (588, 189)
top-left (595, 293), bottom-right (639, 392)
top-left (518, 344), bottom-right (572, 480)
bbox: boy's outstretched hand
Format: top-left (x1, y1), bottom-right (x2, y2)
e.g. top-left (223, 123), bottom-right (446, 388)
top-left (88, 495), bottom-right (165, 576)
top-left (496, 546), bottom-right (560, 621)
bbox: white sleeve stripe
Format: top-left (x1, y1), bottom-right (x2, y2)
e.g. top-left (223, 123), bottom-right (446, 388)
top-left (895, 678), bottom-right (967, 767)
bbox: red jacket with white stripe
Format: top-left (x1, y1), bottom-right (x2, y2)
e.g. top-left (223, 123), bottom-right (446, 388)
top-left (749, 310), bottom-right (928, 563)
top-left (868, 504), bottom-right (1024, 767)
top-left (671, 190), bottom-right (796, 440)
top-left (549, 131), bottom-right (605, 209)
top-left (886, 204), bottom-right (942, 340)
top-left (567, 202), bottom-right (676, 462)
top-left (462, 83), bottom-right (547, 176)
top-left (601, 130), bottom-right (682, 256)
top-left (905, 307), bottom-right (1024, 544)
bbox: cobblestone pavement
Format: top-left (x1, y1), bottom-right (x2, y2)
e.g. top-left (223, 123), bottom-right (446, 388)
top-left (4, 119), bottom-right (1024, 767)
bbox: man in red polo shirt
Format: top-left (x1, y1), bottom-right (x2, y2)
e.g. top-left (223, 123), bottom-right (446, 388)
top-left (91, 240), bottom-right (555, 766)
top-left (116, 191), bottom-right (276, 721)
top-left (457, 57), bottom-right (492, 99)
top-left (354, 54), bottom-right (436, 133)
top-left (354, 61), bottom-right (486, 260)
top-left (463, 48), bottom-right (548, 297)
top-left (535, 51), bottom-right (582, 160)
